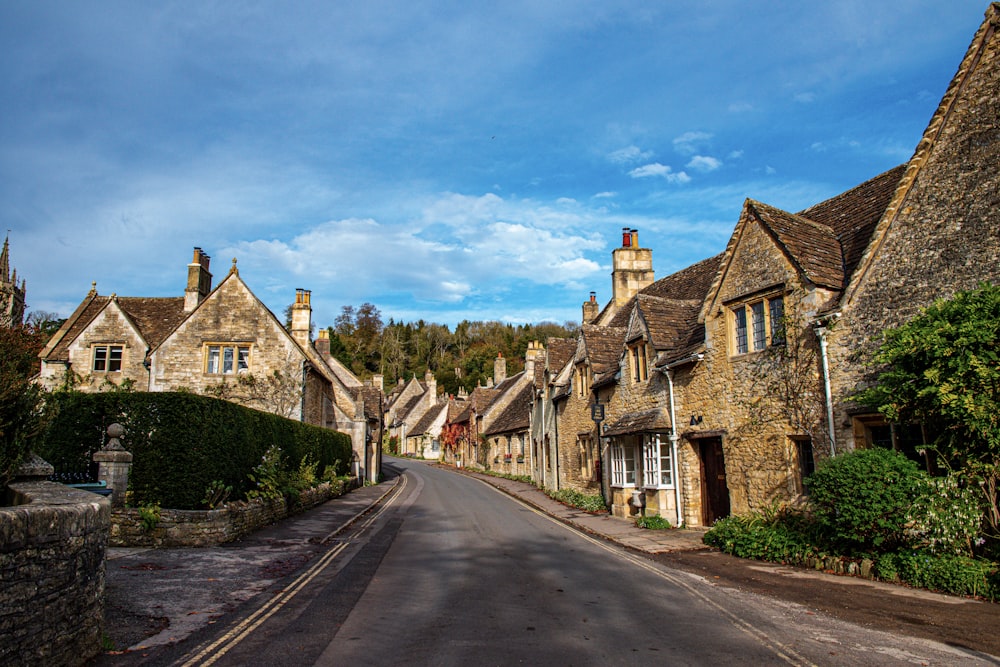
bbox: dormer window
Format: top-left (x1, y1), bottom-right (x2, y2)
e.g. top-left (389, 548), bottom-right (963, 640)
top-left (729, 294), bottom-right (785, 356)
top-left (575, 363), bottom-right (591, 397)
top-left (629, 341), bottom-right (648, 383)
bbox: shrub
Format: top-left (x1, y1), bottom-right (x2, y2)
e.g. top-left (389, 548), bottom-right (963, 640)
top-left (704, 512), bottom-right (825, 563)
top-left (548, 488), bottom-right (607, 513)
top-left (876, 550), bottom-right (998, 599)
top-left (806, 447), bottom-right (926, 553)
top-left (0, 326), bottom-right (47, 488)
top-left (906, 475), bottom-right (983, 556)
top-left (37, 392), bottom-right (352, 509)
top-left (635, 514), bottom-right (672, 530)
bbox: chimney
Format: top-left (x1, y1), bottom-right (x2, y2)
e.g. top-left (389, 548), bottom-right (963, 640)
top-left (525, 340), bottom-right (544, 376)
top-left (612, 227), bottom-right (653, 307)
top-left (582, 291), bottom-right (599, 324)
top-left (316, 329), bottom-right (331, 357)
top-left (184, 247), bottom-right (213, 312)
top-left (494, 352), bottom-right (506, 384)
top-left (291, 288), bottom-right (312, 347)
top-left (372, 374), bottom-right (384, 391)
top-left (424, 370), bottom-right (437, 400)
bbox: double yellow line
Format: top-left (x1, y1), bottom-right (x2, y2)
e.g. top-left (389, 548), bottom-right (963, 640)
top-left (179, 475), bottom-right (408, 666)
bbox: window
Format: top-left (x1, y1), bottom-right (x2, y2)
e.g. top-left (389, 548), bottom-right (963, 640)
top-left (93, 345), bottom-right (124, 372)
top-left (206, 345), bottom-right (251, 374)
top-left (791, 436), bottom-right (814, 494)
top-left (730, 294), bottom-right (785, 356)
top-left (575, 363), bottom-right (591, 397)
top-left (630, 341), bottom-right (648, 382)
top-left (579, 435), bottom-right (595, 481)
top-left (610, 440), bottom-right (638, 487)
top-left (642, 433), bottom-right (674, 489)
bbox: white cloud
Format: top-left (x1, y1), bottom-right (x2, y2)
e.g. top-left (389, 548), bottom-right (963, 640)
top-left (686, 155), bottom-right (722, 173)
top-left (728, 149), bottom-right (744, 159)
top-left (592, 191), bottom-right (617, 199)
top-left (628, 163), bottom-right (691, 184)
top-left (672, 131), bottom-right (713, 155)
top-left (607, 145), bottom-right (653, 165)
top-left (794, 91), bottom-right (816, 103)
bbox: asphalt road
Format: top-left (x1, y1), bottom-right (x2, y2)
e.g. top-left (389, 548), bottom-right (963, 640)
top-left (115, 458), bottom-right (999, 666)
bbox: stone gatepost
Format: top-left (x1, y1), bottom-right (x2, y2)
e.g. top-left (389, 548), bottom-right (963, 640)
top-left (93, 422), bottom-right (133, 507)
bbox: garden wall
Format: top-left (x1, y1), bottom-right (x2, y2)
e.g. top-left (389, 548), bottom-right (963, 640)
top-left (0, 481), bottom-right (110, 667)
top-left (109, 478), bottom-right (354, 547)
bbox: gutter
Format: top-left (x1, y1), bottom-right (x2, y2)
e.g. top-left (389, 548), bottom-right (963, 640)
top-left (657, 352), bottom-right (703, 527)
top-left (813, 314), bottom-right (839, 457)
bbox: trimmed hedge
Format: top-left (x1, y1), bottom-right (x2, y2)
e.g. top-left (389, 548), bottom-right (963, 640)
top-left (37, 392), bottom-right (352, 509)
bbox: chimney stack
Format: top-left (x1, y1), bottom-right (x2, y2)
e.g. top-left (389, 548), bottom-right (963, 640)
top-left (582, 291), bottom-right (599, 324)
top-left (611, 228), bottom-right (653, 307)
top-left (525, 340), bottom-right (544, 377)
top-left (291, 288), bottom-right (312, 347)
top-left (316, 329), bottom-right (331, 357)
top-left (184, 247), bottom-right (213, 312)
top-left (494, 352), bottom-right (507, 385)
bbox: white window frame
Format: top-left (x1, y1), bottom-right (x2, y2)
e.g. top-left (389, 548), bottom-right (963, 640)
top-left (641, 432), bottom-right (675, 489)
top-left (610, 440), bottom-right (638, 488)
top-left (630, 341), bottom-right (648, 383)
top-left (206, 344), bottom-right (251, 375)
top-left (93, 344), bottom-right (124, 372)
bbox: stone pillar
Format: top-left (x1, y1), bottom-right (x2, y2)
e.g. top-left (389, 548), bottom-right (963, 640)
top-left (93, 423), bottom-right (133, 507)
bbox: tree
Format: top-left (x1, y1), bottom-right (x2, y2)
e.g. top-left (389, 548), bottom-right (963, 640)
top-left (0, 325), bottom-right (47, 487)
top-left (857, 282), bottom-right (1000, 532)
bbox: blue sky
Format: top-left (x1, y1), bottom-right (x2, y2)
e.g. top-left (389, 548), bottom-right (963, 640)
top-left (2, 1), bottom-right (990, 329)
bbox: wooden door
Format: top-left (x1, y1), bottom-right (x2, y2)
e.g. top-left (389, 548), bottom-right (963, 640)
top-left (699, 437), bottom-right (730, 525)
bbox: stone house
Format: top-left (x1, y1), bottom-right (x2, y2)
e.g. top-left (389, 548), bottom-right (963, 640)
top-left (385, 371), bottom-right (438, 454)
top-left (37, 248), bottom-right (382, 483)
top-left (405, 402), bottom-right (448, 459)
top-left (528, 337), bottom-right (577, 488)
top-left (826, 2), bottom-right (1000, 459)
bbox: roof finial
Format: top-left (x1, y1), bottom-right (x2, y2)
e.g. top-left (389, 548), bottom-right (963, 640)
top-left (230, 257), bottom-right (239, 276)
top-left (88, 281), bottom-right (97, 297)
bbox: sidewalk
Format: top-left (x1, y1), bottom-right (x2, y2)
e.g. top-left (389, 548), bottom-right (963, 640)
top-left (445, 466), bottom-right (709, 553)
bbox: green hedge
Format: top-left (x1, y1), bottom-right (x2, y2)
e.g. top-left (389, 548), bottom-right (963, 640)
top-left (38, 392), bottom-right (352, 509)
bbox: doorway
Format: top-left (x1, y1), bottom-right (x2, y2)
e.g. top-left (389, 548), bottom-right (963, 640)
top-left (699, 437), bottom-right (730, 525)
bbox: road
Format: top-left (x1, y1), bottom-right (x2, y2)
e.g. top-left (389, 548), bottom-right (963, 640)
top-left (131, 459), bottom-right (995, 666)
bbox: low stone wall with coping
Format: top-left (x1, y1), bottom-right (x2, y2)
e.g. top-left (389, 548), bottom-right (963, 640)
top-left (109, 478), bottom-right (356, 547)
top-left (0, 481), bottom-right (110, 667)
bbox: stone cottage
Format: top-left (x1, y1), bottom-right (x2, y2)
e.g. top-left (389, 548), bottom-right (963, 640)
top-left (37, 248), bottom-right (382, 482)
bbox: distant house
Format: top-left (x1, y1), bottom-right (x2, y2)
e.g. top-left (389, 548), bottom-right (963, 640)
top-left (37, 247), bottom-right (382, 483)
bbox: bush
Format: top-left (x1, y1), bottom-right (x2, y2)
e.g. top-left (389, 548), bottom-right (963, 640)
top-left (635, 514), bottom-right (672, 530)
top-left (806, 447), bottom-right (926, 553)
top-left (548, 488), bottom-right (607, 513)
top-left (37, 392), bottom-right (353, 509)
top-left (876, 551), bottom-right (998, 599)
top-left (906, 475), bottom-right (983, 556)
top-left (0, 326), bottom-right (47, 488)
top-left (704, 511), bottom-right (825, 562)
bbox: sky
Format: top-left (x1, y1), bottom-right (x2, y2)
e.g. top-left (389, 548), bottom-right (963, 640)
top-left (1, 1), bottom-right (991, 330)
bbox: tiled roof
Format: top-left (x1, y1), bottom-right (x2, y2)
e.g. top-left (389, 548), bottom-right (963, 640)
top-left (45, 295), bottom-right (186, 362)
top-left (577, 324), bottom-right (626, 375)
top-left (797, 165), bottom-right (905, 284)
top-left (360, 386), bottom-right (384, 420)
top-left (483, 383), bottom-right (533, 436)
top-left (636, 296), bottom-right (704, 355)
top-left (603, 408), bottom-right (671, 437)
top-left (546, 337), bottom-right (577, 372)
top-left (411, 402), bottom-right (447, 436)
top-left (748, 200), bottom-right (845, 290)
top-left (642, 253), bottom-right (725, 301)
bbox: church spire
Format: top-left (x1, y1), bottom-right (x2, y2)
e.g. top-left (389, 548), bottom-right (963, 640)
top-left (1, 233), bottom-right (10, 282)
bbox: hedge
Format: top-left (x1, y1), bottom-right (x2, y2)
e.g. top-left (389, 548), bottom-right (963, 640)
top-left (37, 392), bottom-right (353, 509)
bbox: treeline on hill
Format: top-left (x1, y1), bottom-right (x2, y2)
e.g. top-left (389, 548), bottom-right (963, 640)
top-left (320, 303), bottom-right (579, 394)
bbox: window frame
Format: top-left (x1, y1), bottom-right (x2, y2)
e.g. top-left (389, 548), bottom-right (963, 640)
top-left (641, 432), bottom-right (675, 489)
top-left (92, 344), bottom-right (124, 373)
top-left (205, 344), bottom-right (252, 375)
top-left (610, 439), bottom-right (639, 488)
top-left (728, 293), bottom-right (786, 357)
top-left (629, 340), bottom-right (649, 383)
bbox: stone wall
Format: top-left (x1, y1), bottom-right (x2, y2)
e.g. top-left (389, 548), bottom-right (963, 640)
top-left (0, 481), bottom-right (110, 667)
top-left (829, 7), bottom-right (1000, 448)
top-left (49, 301), bottom-right (150, 391)
top-left (108, 479), bottom-right (353, 547)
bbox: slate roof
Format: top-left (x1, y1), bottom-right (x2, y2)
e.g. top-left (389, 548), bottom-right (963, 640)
top-left (483, 382), bottom-right (533, 436)
top-left (636, 296), bottom-right (704, 355)
top-left (44, 295), bottom-right (187, 362)
top-left (546, 337), bottom-right (577, 372)
top-left (602, 407), bottom-right (671, 437)
top-left (797, 165), bottom-right (906, 284)
top-left (748, 200), bottom-right (845, 290)
top-left (360, 386), bottom-right (384, 420)
top-left (609, 253), bottom-right (723, 329)
top-left (577, 325), bottom-right (626, 375)
top-left (410, 402), bottom-right (447, 436)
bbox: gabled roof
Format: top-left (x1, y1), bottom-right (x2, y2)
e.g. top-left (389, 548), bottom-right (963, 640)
top-left (410, 402), bottom-right (447, 437)
top-left (844, 3), bottom-right (1000, 305)
top-left (483, 382), bottom-right (533, 436)
top-left (576, 324), bottom-right (626, 375)
top-left (797, 164), bottom-right (906, 283)
top-left (634, 295), bottom-right (704, 354)
top-left (748, 200), bottom-right (845, 290)
top-left (609, 252), bottom-right (723, 329)
top-left (546, 337), bottom-right (577, 373)
top-left (41, 294), bottom-right (187, 363)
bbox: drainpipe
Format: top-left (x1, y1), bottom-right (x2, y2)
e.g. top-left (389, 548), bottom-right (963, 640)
top-left (665, 369), bottom-right (684, 528)
top-left (814, 325), bottom-right (837, 457)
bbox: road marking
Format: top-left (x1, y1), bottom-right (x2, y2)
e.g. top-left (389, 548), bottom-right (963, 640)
top-left (178, 476), bottom-right (408, 667)
top-left (475, 479), bottom-right (817, 667)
